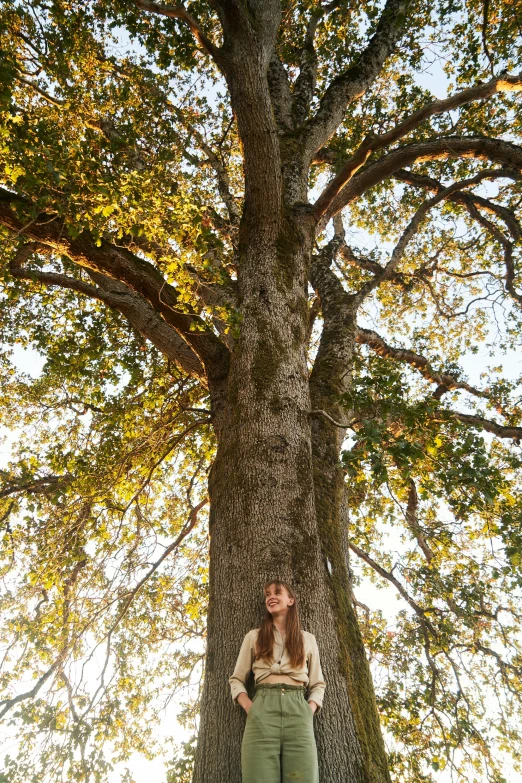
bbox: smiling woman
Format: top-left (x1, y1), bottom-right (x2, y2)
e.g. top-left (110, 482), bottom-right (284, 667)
top-left (229, 580), bottom-right (325, 783)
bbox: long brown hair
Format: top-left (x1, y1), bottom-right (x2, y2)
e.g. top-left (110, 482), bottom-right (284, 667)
top-left (254, 580), bottom-right (305, 669)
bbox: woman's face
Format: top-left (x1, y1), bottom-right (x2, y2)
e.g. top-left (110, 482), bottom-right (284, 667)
top-left (265, 583), bottom-right (294, 615)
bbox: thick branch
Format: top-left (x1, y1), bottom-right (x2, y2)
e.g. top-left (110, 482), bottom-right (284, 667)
top-left (314, 74), bottom-right (522, 218)
top-left (309, 218), bottom-right (357, 449)
top-left (310, 235), bottom-right (504, 422)
top-left (323, 136), bottom-right (522, 223)
top-left (9, 243), bottom-right (206, 379)
top-left (395, 166), bottom-right (522, 189)
top-left (291, 2), bottom-right (343, 127)
top-left (0, 191), bottom-right (229, 385)
top-left (337, 242), bottom-right (424, 294)
top-left (267, 53), bottom-right (293, 132)
top-left (303, 0), bottom-right (412, 158)
top-left (339, 244), bottom-right (384, 277)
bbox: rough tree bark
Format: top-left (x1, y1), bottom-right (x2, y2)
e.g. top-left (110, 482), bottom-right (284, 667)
top-left (191, 5), bottom-right (391, 781)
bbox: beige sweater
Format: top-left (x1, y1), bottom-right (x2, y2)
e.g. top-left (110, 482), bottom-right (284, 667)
top-left (229, 626), bottom-right (326, 710)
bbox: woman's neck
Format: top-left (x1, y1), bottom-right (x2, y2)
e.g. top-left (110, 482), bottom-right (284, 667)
top-left (272, 615), bottom-right (287, 635)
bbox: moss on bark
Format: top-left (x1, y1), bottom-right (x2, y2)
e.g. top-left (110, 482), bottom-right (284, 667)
top-left (312, 414), bottom-right (392, 783)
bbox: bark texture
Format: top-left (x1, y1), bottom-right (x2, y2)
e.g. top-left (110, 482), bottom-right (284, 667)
top-left (193, 204), bottom-right (382, 781)
top-left (191, 13), bottom-right (391, 765)
top-left (309, 242), bottom-right (391, 783)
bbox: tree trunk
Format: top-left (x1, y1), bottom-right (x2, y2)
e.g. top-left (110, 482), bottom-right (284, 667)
top-left (192, 8), bottom-right (391, 778)
top-left (309, 312), bottom-right (392, 783)
top-left (193, 209), bottom-right (390, 781)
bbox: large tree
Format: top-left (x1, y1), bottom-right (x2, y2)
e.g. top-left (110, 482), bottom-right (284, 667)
top-left (1, 1), bottom-right (522, 782)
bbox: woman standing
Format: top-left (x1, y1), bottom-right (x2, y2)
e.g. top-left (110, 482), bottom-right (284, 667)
top-left (229, 580), bottom-right (325, 782)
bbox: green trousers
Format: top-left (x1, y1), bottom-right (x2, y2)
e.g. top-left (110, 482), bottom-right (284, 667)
top-left (241, 683), bottom-right (319, 783)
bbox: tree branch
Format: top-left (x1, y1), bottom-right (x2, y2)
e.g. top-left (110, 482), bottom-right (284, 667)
top-left (352, 170), bottom-right (512, 304)
top-left (355, 326), bottom-right (489, 400)
top-left (0, 498), bottom-right (207, 720)
top-left (441, 411), bottom-right (522, 442)
top-left (0, 472), bottom-right (70, 499)
top-left (314, 73), bottom-right (522, 218)
top-left (196, 140), bottom-right (240, 226)
top-left (481, 0), bottom-right (495, 76)
top-left (339, 243), bottom-right (385, 277)
top-left (310, 213), bottom-right (509, 420)
top-left (183, 263), bottom-right (237, 350)
top-left (310, 408), bottom-right (353, 429)
top-left (85, 116), bottom-right (147, 172)
top-left (461, 202), bottom-right (522, 306)
top-left (323, 135), bottom-right (522, 223)
top-left (303, 0), bottom-right (413, 158)
top-left (0, 192), bottom-right (229, 387)
top-left (267, 53), bottom-right (293, 133)
top-left (394, 167), bottom-right (522, 240)
top-left (392, 167), bottom-right (522, 304)
top-left (405, 479), bottom-right (435, 562)
top-left (309, 216), bottom-right (358, 432)
top-left (107, 497), bottom-right (208, 635)
top-left (291, 2), bottom-right (343, 127)
top-left (9, 243), bottom-right (206, 379)
top-left (0, 655), bottom-right (65, 720)
top-left (135, 0), bottom-right (223, 66)
top-left (13, 73), bottom-right (65, 107)
top-left (349, 541), bottom-right (437, 634)
top-left (305, 295), bottom-right (321, 346)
